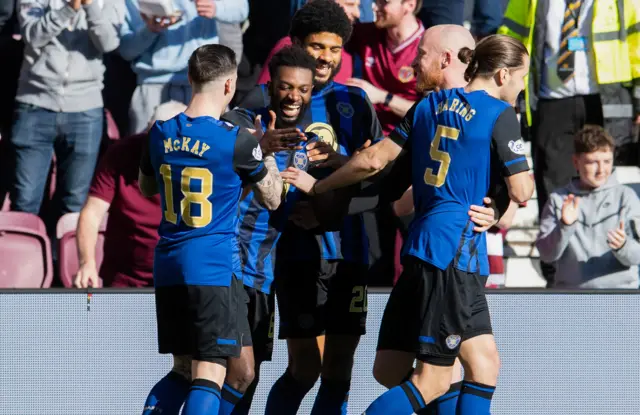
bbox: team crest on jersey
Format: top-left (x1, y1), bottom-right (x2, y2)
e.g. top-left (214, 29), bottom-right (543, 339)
top-left (336, 102), bottom-right (354, 119)
top-left (398, 66), bottom-right (415, 83)
top-left (305, 122), bottom-right (339, 152)
top-left (508, 139), bottom-right (526, 155)
top-left (293, 151), bottom-right (308, 170)
top-left (446, 334), bottom-right (461, 350)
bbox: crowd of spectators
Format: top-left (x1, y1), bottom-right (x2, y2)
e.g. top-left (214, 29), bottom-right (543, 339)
top-left (0, 0), bottom-right (638, 289)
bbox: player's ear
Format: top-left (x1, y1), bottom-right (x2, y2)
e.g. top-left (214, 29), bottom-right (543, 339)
top-left (224, 78), bottom-right (232, 95)
top-left (442, 51), bottom-right (451, 69)
top-left (495, 68), bottom-right (508, 86)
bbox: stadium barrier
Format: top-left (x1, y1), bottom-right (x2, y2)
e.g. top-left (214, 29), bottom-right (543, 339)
top-left (1, 289), bottom-right (638, 415)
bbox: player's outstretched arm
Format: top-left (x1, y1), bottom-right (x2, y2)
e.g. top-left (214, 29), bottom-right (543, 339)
top-left (282, 137), bottom-right (403, 195)
top-left (252, 154), bottom-right (283, 211)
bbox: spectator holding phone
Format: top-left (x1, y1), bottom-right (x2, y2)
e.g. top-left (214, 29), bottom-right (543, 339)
top-left (119, 0), bottom-right (248, 134)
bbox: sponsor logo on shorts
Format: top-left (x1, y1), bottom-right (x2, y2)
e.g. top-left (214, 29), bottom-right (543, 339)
top-left (446, 334), bottom-right (461, 350)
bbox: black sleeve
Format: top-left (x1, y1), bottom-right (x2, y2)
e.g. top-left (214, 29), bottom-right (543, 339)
top-left (363, 94), bottom-right (385, 145)
top-left (139, 131), bottom-right (154, 176)
top-left (233, 129), bottom-right (268, 184)
top-left (491, 107), bottom-right (530, 177)
top-left (221, 108), bottom-right (256, 129)
top-left (237, 84), bottom-right (271, 110)
top-left (388, 101), bottom-right (418, 150)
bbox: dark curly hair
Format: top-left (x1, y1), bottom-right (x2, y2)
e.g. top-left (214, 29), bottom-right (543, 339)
top-left (268, 46), bottom-right (318, 81)
top-left (290, 0), bottom-right (353, 45)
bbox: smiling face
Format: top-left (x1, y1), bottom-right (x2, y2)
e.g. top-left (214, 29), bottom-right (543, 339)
top-left (573, 148), bottom-right (614, 189)
top-left (269, 66), bottom-right (314, 127)
top-left (301, 32), bottom-right (344, 87)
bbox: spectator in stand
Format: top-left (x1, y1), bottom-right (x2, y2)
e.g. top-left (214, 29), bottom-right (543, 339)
top-left (74, 101), bottom-right (187, 289)
top-left (255, 0), bottom-right (360, 85)
top-left (537, 125), bottom-right (640, 289)
top-left (119, 0), bottom-right (248, 134)
top-left (0, 0), bottom-right (21, 209)
top-left (500, 0), bottom-right (640, 282)
top-left (346, 0), bottom-right (424, 135)
top-left (10, 0), bottom-right (123, 229)
top-left (500, 0), bottom-right (640, 212)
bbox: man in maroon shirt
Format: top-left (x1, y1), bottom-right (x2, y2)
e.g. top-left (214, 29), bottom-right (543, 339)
top-left (346, 0), bottom-right (423, 135)
top-left (73, 101), bottom-right (187, 288)
top-left (255, 0), bottom-right (360, 85)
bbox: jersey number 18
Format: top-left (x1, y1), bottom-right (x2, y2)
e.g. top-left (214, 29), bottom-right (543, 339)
top-left (159, 164), bottom-right (213, 228)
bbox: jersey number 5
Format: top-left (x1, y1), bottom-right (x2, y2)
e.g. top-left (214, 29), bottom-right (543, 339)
top-left (424, 125), bottom-right (460, 187)
top-left (159, 164), bottom-right (213, 228)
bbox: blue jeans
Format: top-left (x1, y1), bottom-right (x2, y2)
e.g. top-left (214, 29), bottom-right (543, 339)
top-left (9, 103), bottom-right (103, 218)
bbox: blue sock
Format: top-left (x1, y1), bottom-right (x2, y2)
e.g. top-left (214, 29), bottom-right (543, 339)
top-left (310, 378), bottom-right (350, 415)
top-left (456, 381), bottom-right (495, 415)
top-left (181, 379), bottom-right (221, 415)
top-left (230, 373), bottom-right (259, 415)
top-left (435, 382), bottom-right (462, 414)
top-left (265, 369), bottom-right (315, 415)
top-left (142, 371), bottom-right (191, 415)
top-left (219, 383), bottom-right (243, 415)
top-left (363, 381), bottom-right (427, 415)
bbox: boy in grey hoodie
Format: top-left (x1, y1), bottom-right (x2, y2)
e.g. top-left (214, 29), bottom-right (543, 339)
top-left (536, 125), bottom-right (640, 288)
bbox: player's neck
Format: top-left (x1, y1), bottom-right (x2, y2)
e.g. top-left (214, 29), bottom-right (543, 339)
top-left (386, 16), bottom-right (420, 47)
top-left (184, 94), bottom-right (226, 120)
top-left (442, 72), bottom-right (468, 90)
top-left (465, 78), bottom-right (501, 100)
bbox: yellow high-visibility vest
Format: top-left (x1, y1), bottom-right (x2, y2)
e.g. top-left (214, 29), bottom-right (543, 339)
top-left (498, 0), bottom-right (640, 125)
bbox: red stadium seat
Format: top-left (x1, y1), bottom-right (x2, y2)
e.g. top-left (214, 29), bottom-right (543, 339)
top-left (56, 212), bottom-right (108, 288)
top-left (0, 212), bottom-right (53, 288)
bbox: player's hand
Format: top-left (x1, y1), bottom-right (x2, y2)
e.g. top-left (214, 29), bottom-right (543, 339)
top-left (468, 197), bottom-right (498, 232)
top-left (354, 139), bottom-right (372, 155)
top-left (259, 110), bottom-right (306, 155)
top-left (281, 167), bottom-right (317, 194)
top-left (141, 13), bottom-right (181, 33)
top-left (345, 78), bottom-right (387, 105)
top-left (561, 194), bottom-right (580, 226)
top-left (195, 0), bottom-right (216, 18)
top-left (608, 220), bottom-right (627, 250)
top-left (306, 140), bottom-right (347, 169)
top-left (74, 261), bottom-right (102, 289)
top-left (290, 201), bottom-right (320, 230)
